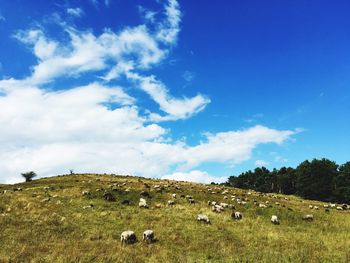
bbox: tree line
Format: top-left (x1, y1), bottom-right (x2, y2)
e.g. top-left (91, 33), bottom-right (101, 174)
top-left (227, 158), bottom-right (350, 203)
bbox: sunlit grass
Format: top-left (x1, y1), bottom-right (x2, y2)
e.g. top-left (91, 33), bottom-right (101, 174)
top-left (0, 174), bottom-right (349, 262)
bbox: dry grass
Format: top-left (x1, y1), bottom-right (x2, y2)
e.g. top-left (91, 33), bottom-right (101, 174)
top-left (0, 174), bottom-right (349, 262)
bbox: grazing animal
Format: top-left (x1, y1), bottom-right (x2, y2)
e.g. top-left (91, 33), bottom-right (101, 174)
top-left (232, 211), bottom-right (242, 220)
top-left (197, 214), bottom-right (210, 224)
top-left (212, 205), bottom-right (224, 213)
top-left (341, 204), bottom-right (348, 210)
top-left (168, 200), bottom-right (175, 206)
top-left (336, 206), bottom-right (343, 211)
top-left (271, 215), bottom-right (280, 225)
top-left (139, 198), bottom-right (149, 208)
top-left (302, 214), bottom-right (314, 221)
top-left (259, 204), bottom-right (267, 208)
top-left (188, 198), bottom-right (195, 204)
top-left (172, 193), bottom-right (177, 198)
top-left (103, 192), bottom-right (116, 202)
top-left (143, 230), bottom-right (155, 243)
top-left (83, 204), bottom-right (94, 209)
top-left (82, 191), bottom-right (90, 196)
top-left (121, 231), bottom-right (137, 244)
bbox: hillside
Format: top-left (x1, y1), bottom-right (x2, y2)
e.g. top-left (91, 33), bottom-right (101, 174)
top-left (1, 174), bottom-right (349, 263)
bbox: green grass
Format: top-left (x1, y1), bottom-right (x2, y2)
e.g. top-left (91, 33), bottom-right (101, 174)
top-left (0, 174), bottom-right (349, 262)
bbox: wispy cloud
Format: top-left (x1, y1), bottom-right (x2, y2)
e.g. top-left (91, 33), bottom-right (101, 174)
top-left (182, 70), bottom-right (195, 82)
top-left (138, 6), bottom-right (157, 23)
top-left (156, 0), bottom-right (181, 44)
top-left (67, 8), bottom-right (84, 18)
top-left (255, 160), bottom-right (270, 166)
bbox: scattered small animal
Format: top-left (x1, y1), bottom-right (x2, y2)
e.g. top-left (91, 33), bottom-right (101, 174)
top-left (120, 230), bottom-right (137, 244)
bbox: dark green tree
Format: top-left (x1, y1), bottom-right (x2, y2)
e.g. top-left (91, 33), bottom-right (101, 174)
top-left (296, 159), bottom-right (338, 201)
top-left (276, 167), bottom-right (297, 194)
top-left (21, 171), bottom-right (37, 182)
top-left (333, 162), bottom-right (350, 203)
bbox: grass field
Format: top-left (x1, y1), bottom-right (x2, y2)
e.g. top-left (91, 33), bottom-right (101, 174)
top-left (0, 174), bottom-right (349, 263)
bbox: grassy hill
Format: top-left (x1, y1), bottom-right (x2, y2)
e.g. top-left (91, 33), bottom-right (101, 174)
top-left (0, 174), bottom-right (349, 263)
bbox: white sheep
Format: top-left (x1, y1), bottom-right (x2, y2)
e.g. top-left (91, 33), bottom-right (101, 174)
top-left (143, 230), bottom-right (155, 243)
top-left (82, 190), bottom-right (90, 196)
top-left (212, 204), bottom-right (224, 213)
top-left (220, 203), bottom-right (229, 208)
top-left (197, 214), bottom-right (210, 224)
top-left (139, 198), bottom-right (149, 208)
top-left (232, 211), bottom-right (242, 220)
top-left (121, 230), bottom-right (137, 244)
top-left (172, 193), bottom-right (177, 198)
top-left (271, 215), bottom-right (279, 225)
top-left (168, 200), bottom-right (175, 206)
top-left (83, 204), bottom-right (93, 209)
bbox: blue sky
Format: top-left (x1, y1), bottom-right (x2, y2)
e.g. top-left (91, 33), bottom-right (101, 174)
top-left (0, 0), bottom-right (349, 183)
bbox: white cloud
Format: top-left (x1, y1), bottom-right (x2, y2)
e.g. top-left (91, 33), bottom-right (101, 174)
top-left (156, 0), bottom-right (181, 44)
top-left (126, 73), bottom-right (210, 121)
top-left (67, 8), bottom-right (84, 17)
top-left (162, 170), bottom-right (227, 184)
top-left (0, 14), bottom-right (5, 22)
top-left (0, 0), bottom-right (300, 184)
top-left (182, 71), bottom-right (195, 82)
top-left (255, 160), bottom-right (270, 166)
top-left (138, 6), bottom-right (157, 23)
top-left (14, 25), bottom-right (166, 84)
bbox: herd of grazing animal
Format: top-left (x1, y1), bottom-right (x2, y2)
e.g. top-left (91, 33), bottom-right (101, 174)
top-left (2, 174), bottom-right (349, 246)
top-left (120, 230), bottom-right (155, 244)
top-left (111, 181), bottom-right (348, 245)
